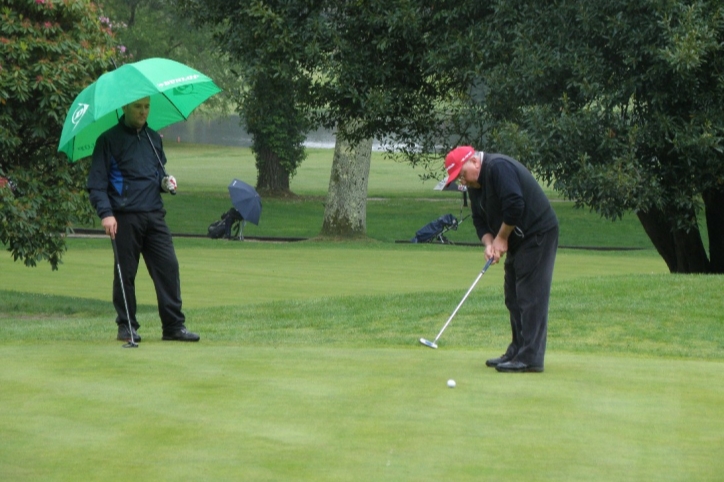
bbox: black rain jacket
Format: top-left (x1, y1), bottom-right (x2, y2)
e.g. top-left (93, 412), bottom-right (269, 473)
top-left (468, 153), bottom-right (558, 253)
top-left (87, 116), bottom-right (167, 219)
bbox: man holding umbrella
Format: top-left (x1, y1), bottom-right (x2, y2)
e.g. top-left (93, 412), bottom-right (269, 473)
top-left (87, 96), bottom-right (200, 343)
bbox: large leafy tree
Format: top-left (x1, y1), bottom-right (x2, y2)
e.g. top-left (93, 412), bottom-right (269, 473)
top-left (314, 1), bottom-right (486, 236)
top-left (0, 0), bottom-right (119, 269)
top-left (313, 2), bottom-right (479, 145)
top-left (314, 0), bottom-right (724, 271)
top-left (474, 0), bottom-right (724, 273)
top-left (180, 1), bottom-right (478, 235)
top-left (178, 0), bottom-right (320, 195)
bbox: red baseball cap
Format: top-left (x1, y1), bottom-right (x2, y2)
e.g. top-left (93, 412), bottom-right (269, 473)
top-left (444, 146), bottom-right (475, 186)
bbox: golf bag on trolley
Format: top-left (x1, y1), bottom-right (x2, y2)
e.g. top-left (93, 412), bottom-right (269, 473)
top-left (410, 213), bottom-right (468, 244)
top-left (208, 207), bottom-right (244, 240)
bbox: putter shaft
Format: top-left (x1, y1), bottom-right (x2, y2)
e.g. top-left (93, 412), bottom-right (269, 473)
top-left (420, 257), bottom-right (494, 348)
top-left (112, 238), bottom-right (138, 349)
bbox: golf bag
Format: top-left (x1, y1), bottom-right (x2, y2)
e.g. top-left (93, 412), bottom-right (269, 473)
top-left (208, 207), bottom-right (244, 240)
top-left (410, 213), bottom-right (466, 244)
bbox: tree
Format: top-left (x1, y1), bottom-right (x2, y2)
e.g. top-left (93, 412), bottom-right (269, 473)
top-left (473, 0), bottom-right (724, 273)
top-left (313, 2), bottom-right (494, 236)
top-left (320, 124), bottom-right (373, 238)
top-left (178, 1), bottom-right (481, 236)
top-left (243, 70), bottom-right (308, 194)
top-left (178, 0), bottom-right (320, 196)
top-left (0, 0), bottom-right (119, 269)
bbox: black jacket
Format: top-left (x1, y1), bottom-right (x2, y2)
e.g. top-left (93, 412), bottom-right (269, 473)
top-left (468, 153), bottom-right (558, 252)
top-left (87, 117), bottom-right (167, 219)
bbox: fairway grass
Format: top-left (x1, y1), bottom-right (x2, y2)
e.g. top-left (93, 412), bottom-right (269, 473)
top-left (1, 345), bottom-right (722, 482)
top-left (0, 238), bottom-right (668, 308)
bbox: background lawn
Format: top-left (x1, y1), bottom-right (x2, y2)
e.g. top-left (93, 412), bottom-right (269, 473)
top-left (1, 143), bottom-right (722, 481)
top-left (78, 143), bottom-right (656, 248)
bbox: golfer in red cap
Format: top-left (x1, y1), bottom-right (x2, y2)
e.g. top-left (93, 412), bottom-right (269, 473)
top-left (444, 146), bottom-right (558, 372)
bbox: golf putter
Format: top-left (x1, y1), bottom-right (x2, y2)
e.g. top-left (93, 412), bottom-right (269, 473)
top-left (111, 238), bottom-right (138, 348)
top-left (420, 257), bottom-right (494, 349)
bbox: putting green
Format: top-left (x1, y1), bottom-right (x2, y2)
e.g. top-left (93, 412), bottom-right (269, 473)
top-left (0, 345), bottom-right (721, 481)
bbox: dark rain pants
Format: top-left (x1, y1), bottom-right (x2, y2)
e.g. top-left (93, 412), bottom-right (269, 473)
top-left (112, 210), bottom-right (185, 332)
top-left (502, 225), bottom-right (559, 368)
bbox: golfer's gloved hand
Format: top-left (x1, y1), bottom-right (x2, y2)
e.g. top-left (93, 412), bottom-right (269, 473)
top-left (161, 175), bottom-right (177, 194)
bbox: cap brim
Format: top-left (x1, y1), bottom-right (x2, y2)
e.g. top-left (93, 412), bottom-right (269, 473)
top-left (433, 179), bottom-right (448, 191)
top-left (444, 165), bottom-right (461, 187)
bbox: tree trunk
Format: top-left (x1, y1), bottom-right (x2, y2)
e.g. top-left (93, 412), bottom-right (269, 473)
top-left (703, 186), bottom-right (724, 274)
top-left (672, 227), bottom-right (710, 273)
top-left (636, 208), bottom-right (710, 273)
top-left (637, 208), bottom-right (677, 271)
top-left (320, 135), bottom-right (373, 237)
top-left (255, 146), bottom-right (291, 194)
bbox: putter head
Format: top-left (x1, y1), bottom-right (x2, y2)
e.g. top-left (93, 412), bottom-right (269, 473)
top-left (419, 338), bottom-right (438, 349)
top-left (122, 341), bottom-right (139, 348)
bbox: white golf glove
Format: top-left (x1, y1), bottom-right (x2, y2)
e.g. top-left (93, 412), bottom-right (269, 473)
top-left (162, 175), bottom-right (177, 193)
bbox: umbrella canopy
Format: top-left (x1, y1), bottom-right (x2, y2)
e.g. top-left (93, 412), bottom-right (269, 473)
top-left (58, 58), bottom-right (221, 161)
top-left (228, 179), bottom-right (262, 225)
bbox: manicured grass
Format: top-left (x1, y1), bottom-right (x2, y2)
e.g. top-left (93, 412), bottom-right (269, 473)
top-left (0, 238), bottom-right (667, 308)
top-left (0, 250), bottom-right (719, 359)
top-left (1, 345), bottom-right (722, 481)
top-left (1, 240), bottom-right (722, 481)
top-left (2, 143), bottom-right (722, 481)
top-left (162, 144), bottom-right (442, 198)
top-left (142, 143), bottom-right (652, 247)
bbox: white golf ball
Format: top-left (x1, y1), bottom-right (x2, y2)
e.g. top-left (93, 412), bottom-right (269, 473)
top-left (447, 379), bottom-right (456, 388)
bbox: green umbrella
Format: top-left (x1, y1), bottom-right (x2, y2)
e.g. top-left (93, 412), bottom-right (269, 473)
top-left (58, 58), bottom-right (222, 162)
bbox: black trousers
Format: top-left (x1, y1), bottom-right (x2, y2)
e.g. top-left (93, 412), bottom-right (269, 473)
top-left (112, 210), bottom-right (185, 332)
top-left (502, 225), bottom-right (558, 367)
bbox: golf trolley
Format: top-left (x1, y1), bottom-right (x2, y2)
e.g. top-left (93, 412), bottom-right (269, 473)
top-left (207, 178), bottom-right (262, 241)
top-left (410, 181), bottom-right (469, 244)
top-left (410, 213), bottom-right (469, 244)
top-left (207, 207), bottom-right (245, 240)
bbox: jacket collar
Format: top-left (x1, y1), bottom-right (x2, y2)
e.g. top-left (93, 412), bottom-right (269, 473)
top-left (118, 115), bottom-right (148, 134)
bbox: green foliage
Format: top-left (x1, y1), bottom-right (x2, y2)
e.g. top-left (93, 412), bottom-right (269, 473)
top-left (176, 1), bottom-right (491, 188)
top-left (244, 72), bottom-right (308, 185)
top-left (372, 0), bottom-right (724, 271)
top-left (0, 0), bottom-right (120, 269)
top-left (99, 0), bottom-right (236, 116)
top-left (476, 1), bottom-right (724, 245)
top-left (97, 0), bottom-right (172, 60)
top-left (178, 0), bottom-right (321, 191)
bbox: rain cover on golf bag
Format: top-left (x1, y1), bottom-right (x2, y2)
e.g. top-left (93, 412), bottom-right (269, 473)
top-left (411, 213), bottom-right (459, 243)
top-left (208, 207), bottom-right (243, 239)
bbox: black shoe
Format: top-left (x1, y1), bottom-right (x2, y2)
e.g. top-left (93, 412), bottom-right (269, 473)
top-left (162, 327), bottom-right (200, 342)
top-left (485, 353), bottom-right (513, 367)
top-left (495, 361), bottom-right (544, 373)
top-left (117, 325), bottom-right (141, 343)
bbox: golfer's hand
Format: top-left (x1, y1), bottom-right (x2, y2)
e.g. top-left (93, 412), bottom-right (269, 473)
top-left (162, 175), bottom-right (177, 194)
top-left (491, 236), bottom-right (508, 262)
top-left (483, 240), bottom-right (507, 264)
top-left (484, 244), bottom-right (498, 264)
top-left (101, 216), bottom-right (117, 239)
